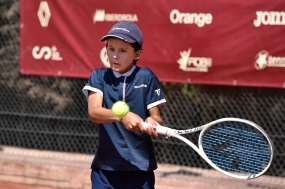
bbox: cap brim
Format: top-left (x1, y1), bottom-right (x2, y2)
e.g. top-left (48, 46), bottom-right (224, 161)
top-left (100, 34), bottom-right (137, 43)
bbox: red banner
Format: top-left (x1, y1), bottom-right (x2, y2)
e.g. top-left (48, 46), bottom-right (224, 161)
top-left (20, 0), bottom-right (285, 88)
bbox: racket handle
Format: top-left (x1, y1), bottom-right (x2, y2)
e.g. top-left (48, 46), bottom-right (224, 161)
top-left (156, 125), bottom-right (175, 135)
top-left (141, 122), bottom-right (175, 136)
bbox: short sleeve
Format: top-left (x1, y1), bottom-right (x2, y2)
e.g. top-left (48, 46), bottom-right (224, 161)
top-left (82, 69), bottom-right (104, 100)
top-left (145, 70), bottom-right (166, 109)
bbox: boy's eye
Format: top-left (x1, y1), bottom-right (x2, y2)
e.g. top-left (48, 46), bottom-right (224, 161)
top-left (108, 47), bottom-right (114, 51)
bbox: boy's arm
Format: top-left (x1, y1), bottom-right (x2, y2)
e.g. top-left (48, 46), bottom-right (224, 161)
top-left (142, 106), bottom-right (163, 138)
top-left (88, 91), bottom-right (162, 137)
top-left (88, 91), bottom-right (117, 123)
top-left (147, 106), bottom-right (163, 125)
top-left (88, 91), bottom-right (144, 133)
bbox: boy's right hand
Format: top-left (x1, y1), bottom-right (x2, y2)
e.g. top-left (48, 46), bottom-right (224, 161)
top-left (120, 112), bottom-right (143, 132)
top-left (121, 112), bottom-right (157, 137)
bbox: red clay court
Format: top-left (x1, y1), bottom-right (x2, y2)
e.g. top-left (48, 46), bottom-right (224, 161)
top-left (1, 146), bottom-right (284, 189)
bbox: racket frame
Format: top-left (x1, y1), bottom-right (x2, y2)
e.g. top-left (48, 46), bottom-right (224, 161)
top-left (150, 117), bottom-right (274, 180)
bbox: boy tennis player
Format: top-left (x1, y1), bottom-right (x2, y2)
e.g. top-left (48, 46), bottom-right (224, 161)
top-left (82, 21), bottom-right (166, 189)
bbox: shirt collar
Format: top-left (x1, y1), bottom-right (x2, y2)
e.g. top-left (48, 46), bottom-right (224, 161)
top-left (113, 66), bottom-right (136, 78)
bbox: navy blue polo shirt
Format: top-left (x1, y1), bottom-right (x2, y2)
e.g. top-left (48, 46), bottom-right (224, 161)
top-left (82, 66), bottom-right (166, 171)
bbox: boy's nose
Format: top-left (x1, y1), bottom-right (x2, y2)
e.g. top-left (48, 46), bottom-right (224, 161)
top-left (113, 53), bottom-right (118, 59)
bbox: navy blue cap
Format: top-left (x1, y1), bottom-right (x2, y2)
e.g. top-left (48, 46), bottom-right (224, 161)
top-left (101, 21), bottom-right (143, 48)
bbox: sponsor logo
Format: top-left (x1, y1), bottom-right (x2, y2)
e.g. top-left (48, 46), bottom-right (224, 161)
top-left (255, 50), bottom-right (285, 70)
top-left (38, 1), bottom-right (51, 27)
top-left (170, 9), bottom-right (213, 27)
top-left (93, 9), bottom-right (138, 23)
top-left (32, 46), bottom-right (63, 61)
top-left (177, 48), bottom-right (212, 72)
top-left (100, 47), bottom-right (110, 67)
top-left (112, 27), bottom-right (129, 32)
top-left (254, 11), bottom-right (285, 27)
top-left (134, 84), bottom-right (147, 89)
top-left (155, 89), bottom-right (161, 96)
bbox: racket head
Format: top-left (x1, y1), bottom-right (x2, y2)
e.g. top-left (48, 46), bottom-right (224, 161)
top-left (198, 118), bottom-right (273, 180)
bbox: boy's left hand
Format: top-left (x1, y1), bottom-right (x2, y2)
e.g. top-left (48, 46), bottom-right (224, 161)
top-left (142, 117), bottom-right (159, 138)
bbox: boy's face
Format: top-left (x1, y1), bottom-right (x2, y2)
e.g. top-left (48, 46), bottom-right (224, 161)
top-left (106, 37), bottom-right (141, 74)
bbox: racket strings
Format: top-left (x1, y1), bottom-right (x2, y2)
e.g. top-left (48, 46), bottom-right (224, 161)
top-left (202, 122), bottom-right (272, 176)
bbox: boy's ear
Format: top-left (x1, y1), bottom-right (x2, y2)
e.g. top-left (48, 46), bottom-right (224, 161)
top-left (135, 50), bottom-right (143, 60)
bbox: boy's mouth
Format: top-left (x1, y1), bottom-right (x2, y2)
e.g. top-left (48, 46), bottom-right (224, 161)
top-left (112, 62), bottom-right (120, 67)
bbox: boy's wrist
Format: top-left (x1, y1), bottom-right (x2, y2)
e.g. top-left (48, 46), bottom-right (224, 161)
top-left (114, 116), bottom-right (121, 122)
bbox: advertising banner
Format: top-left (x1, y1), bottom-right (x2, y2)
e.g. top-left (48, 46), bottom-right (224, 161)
top-left (20, 0), bottom-right (285, 88)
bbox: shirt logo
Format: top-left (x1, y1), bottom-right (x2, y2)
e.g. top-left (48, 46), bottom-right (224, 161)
top-left (177, 48), bottom-right (212, 72)
top-left (255, 50), bottom-right (285, 70)
top-left (38, 1), bottom-right (51, 27)
top-left (155, 89), bottom-right (160, 96)
top-left (134, 84), bottom-right (147, 89)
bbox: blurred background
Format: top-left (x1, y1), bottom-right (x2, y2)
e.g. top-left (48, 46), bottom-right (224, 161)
top-left (1, 0), bottom-right (285, 189)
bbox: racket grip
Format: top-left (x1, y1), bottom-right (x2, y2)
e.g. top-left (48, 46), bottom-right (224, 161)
top-left (156, 125), bottom-right (174, 135)
top-left (141, 122), bottom-right (151, 129)
top-left (141, 122), bottom-right (174, 136)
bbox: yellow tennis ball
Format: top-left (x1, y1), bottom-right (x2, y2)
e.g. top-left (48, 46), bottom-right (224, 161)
top-left (112, 101), bottom-right (130, 118)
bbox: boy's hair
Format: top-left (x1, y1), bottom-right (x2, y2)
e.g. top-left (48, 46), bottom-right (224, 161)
top-left (130, 42), bottom-right (142, 65)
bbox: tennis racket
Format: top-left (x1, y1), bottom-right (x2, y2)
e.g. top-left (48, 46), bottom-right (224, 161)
top-left (142, 117), bottom-right (273, 180)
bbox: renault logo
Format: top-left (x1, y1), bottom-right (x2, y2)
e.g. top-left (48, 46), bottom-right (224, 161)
top-left (37, 1), bottom-right (51, 27)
